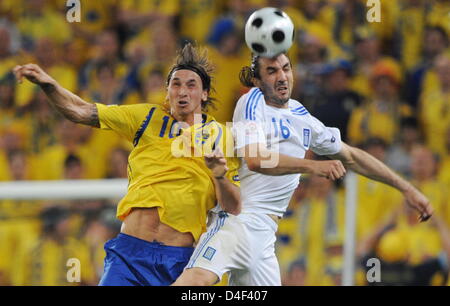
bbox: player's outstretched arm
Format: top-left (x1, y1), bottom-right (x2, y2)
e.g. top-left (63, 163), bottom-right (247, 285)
top-left (328, 142), bottom-right (434, 222)
top-left (13, 64), bottom-right (99, 127)
top-left (243, 143), bottom-right (346, 180)
top-left (205, 149), bottom-right (241, 215)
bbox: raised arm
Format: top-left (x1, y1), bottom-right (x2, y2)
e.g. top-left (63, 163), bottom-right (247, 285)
top-left (13, 64), bottom-right (99, 127)
top-left (204, 149), bottom-right (241, 215)
top-left (242, 143), bottom-right (346, 180)
top-left (328, 142), bottom-right (433, 221)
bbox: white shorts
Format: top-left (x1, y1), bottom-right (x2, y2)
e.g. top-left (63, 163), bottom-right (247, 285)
top-left (186, 211), bottom-right (281, 286)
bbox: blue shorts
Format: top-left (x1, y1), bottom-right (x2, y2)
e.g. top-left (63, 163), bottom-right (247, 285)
top-left (99, 233), bottom-right (194, 286)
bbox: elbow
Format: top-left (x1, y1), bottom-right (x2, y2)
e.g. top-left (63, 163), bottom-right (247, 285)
top-left (223, 195), bottom-right (242, 216)
top-left (246, 157), bottom-right (262, 173)
top-left (228, 201), bottom-right (242, 216)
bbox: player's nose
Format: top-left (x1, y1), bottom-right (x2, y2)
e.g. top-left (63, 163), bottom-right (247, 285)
top-left (278, 70), bottom-right (288, 83)
top-left (178, 85), bottom-right (188, 97)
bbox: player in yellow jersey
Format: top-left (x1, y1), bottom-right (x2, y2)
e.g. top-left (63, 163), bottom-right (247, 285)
top-left (13, 44), bottom-right (241, 286)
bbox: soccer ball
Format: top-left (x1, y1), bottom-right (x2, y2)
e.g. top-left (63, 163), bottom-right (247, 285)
top-left (245, 7), bottom-right (295, 58)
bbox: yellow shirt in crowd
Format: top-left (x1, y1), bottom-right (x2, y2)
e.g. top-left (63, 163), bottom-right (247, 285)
top-left (119, 0), bottom-right (179, 17)
top-left (179, 0), bottom-right (223, 44)
top-left (348, 101), bottom-right (412, 145)
top-left (12, 237), bottom-right (95, 286)
top-left (420, 87), bottom-right (450, 158)
top-left (207, 47), bottom-right (248, 124)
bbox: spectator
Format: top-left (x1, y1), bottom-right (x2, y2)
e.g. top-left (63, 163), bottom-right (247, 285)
top-left (0, 73), bottom-right (17, 136)
top-left (138, 68), bottom-right (166, 105)
top-left (0, 25), bottom-right (21, 79)
top-left (207, 18), bottom-right (248, 123)
top-left (80, 30), bottom-right (127, 92)
top-left (357, 207), bottom-right (449, 286)
top-left (11, 206), bottom-right (95, 285)
top-left (406, 25), bottom-right (448, 108)
top-left (394, 0), bottom-right (427, 70)
top-left (277, 174), bottom-right (345, 285)
top-left (310, 59), bottom-right (362, 142)
top-left (82, 207), bottom-right (121, 282)
top-left (355, 138), bottom-right (403, 239)
top-left (71, 0), bottom-right (118, 43)
top-left (410, 145), bottom-right (447, 221)
top-left (178, 0), bottom-right (223, 44)
top-left (15, 37), bottom-right (78, 108)
top-left (386, 117), bottom-right (423, 179)
top-left (419, 54), bottom-right (450, 157)
top-left (106, 147), bottom-right (130, 179)
top-left (81, 61), bottom-right (125, 106)
top-left (283, 258), bottom-right (308, 286)
top-left (437, 128), bottom-right (450, 190)
top-left (117, 0), bottom-right (178, 33)
top-left (292, 31), bottom-right (328, 107)
top-left (350, 26), bottom-right (403, 101)
top-left (332, 0), bottom-right (367, 52)
top-left (64, 154), bottom-right (84, 180)
top-left (16, 0), bottom-right (72, 48)
top-left (0, 150), bottom-right (42, 285)
top-left (348, 59), bottom-right (411, 145)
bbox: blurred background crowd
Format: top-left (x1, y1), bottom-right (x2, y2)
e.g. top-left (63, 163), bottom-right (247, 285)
top-left (0, 0), bottom-right (449, 286)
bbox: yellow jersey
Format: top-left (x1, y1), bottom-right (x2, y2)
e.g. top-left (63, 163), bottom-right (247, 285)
top-left (96, 103), bottom-right (240, 242)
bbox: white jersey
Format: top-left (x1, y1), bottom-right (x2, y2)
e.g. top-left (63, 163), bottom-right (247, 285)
top-left (232, 87), bottom-right (342, 217)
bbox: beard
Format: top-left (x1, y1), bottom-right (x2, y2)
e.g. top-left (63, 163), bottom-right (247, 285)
top-left (260, 82), bottom-right (290, 106)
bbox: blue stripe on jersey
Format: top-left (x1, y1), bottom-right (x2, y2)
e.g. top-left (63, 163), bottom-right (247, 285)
top-left (292, 110), bottom-right (308, 115)
top-left (187, 213), bottom-right (227, 268)
top-left (196, 120), bottom-right (215, 130)
top-left (212, 123), bottom-right (223, 151)
top-left (133, 107), bottom-right (156, 147)
top-left (291, 107), bottom-right (309, 115)
top-left (250, 91), bottom-right (262, 120)
top-left (245, 89), bottom-right (259, 120)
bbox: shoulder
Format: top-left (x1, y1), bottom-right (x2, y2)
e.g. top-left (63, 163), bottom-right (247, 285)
top-left (97, 102), bottom-right (157, 111)
top-left (288, 99), bottom-right (310, 117)
top-left (234, 87), bottom-right (264, 121)
top-left (96, 103), bottom-right (162, 123)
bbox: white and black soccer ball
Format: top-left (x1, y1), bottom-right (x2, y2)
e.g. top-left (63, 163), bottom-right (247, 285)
top-left (245, 7), bottom-right (295, 58)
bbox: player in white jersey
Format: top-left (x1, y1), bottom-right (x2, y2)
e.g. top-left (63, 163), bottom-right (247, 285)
top-left (173, 53), bottom-right (433, 286)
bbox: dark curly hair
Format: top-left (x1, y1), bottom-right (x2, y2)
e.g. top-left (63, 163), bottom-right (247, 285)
top-left (239, 55), bottom-right (261, 88)
top-left (167, 43), bottom-right (216, 112)
top-left (239, 53), bottom-right (292, 88)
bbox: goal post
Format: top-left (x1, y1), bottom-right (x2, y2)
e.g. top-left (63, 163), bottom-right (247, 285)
top-left (0, 179), bottom-right (128, 200)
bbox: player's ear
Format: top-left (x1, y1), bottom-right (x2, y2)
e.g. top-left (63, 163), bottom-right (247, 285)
top-left (201, 90), bottom-right (208, 102)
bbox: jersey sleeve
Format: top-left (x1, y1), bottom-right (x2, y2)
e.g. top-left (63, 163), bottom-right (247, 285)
top-left (96, 103), bottom-right (145, 142)
top-left (218, 123), bottom-right (240, 187)
top-left (308, 114), bottom-right (342, 156)
top-left (225, 157), bottom-right (241, 187)
top-left (232, 88), bottom-right (267, 150)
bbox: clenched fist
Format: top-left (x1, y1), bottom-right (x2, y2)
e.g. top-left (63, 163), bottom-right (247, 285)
top-left (205, 148), bottom-right (229, 179)
top-left (311, 159), bottom-right (346, 181)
